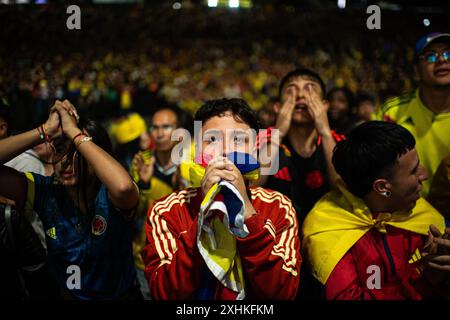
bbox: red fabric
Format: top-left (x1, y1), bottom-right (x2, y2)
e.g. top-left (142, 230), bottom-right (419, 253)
top-left (316, 130), bottom-right (345, 147)
top-left (305, 170), bottom-right (324, 189)
top-left (274, 166), bottom-right (292, 181)
top-left (141, 187), bottom-right (301, 300)
top-left (325, 226), bottom-right (444, 300)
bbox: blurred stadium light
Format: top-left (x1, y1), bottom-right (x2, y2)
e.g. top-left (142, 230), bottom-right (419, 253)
top-left (229, 0), bottom-right (239, 8)
top-left (206, 0), bottom-right (252, 8)
top-left (208, 0), bottom-right (218, 7)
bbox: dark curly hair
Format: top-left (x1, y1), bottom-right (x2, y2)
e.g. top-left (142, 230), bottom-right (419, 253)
top-left (194, 98), bottom-right (259, 130)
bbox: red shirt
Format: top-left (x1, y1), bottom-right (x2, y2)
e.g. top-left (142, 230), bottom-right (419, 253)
top-left (325, 226), bottom-right (444, 300)
top-left (141, 187), bottom-right (301, 300)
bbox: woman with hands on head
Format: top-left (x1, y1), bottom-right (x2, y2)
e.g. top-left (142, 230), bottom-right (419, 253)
top-left (0, 100), bottom-right (140, 300)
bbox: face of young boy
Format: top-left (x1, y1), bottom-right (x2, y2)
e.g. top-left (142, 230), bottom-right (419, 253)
top-left (199, 111), bottom-right (257, 212)
top-left (201, 111), bottom-right (254, 160)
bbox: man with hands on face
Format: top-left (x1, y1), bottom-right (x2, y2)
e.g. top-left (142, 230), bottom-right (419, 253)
top-left (255, 68), bottom-right (345, 300)
top-left (260, 68), bottom-right (344, 225)
top-left (141, 98), bottom-right (300, 300)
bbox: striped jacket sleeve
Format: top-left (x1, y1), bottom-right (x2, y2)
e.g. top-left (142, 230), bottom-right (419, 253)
top-left (141, 189), bottom-right (203, 300)
top-left (237, 188), bottom-right (301, 299)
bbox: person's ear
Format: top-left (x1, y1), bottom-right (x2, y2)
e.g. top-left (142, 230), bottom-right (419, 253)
top-left (373, 179), bottom-right (392, 198)
top-left (273, 102), bottom-right (281, 114)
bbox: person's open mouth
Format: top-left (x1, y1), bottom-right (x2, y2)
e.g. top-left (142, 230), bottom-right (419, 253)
top-left (294, 103), bottom-right (308, 113)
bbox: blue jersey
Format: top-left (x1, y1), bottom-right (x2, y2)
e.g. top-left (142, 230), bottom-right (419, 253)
top-left (24, 172), bottom-right (136, 300)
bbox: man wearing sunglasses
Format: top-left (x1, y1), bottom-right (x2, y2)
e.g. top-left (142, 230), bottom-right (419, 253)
top-left (378, 32), bottom-right (450, 199)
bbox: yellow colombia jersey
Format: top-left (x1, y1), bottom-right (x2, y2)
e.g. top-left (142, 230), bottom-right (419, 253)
top-left (377, 89), bottom-right (450, 197)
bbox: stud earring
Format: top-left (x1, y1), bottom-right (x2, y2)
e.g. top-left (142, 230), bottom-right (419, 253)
top-left (382, 190), bottom-right (392, 198)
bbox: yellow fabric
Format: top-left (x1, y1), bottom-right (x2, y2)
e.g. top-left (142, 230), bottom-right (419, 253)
top-left (110, 113), bottom-right (146, 144)
top-left (120, 90), bottom-right (132, 110)
top-left (377, 89), bottom-right (450, 197)
top-left (130, 153), bottom-right (174, 270)
top-left (178, 142), bottom-right (196, 188)
top-left (24, 172), bottom-right (35, 211)
top-left (185, 154), bottom-right (258, 299)
top-left (197, 180), bottom-right (247, 299)
top-left (427, 156), bottom-right (450, 218)
top-left (302, 180), bottom-right (445, 285)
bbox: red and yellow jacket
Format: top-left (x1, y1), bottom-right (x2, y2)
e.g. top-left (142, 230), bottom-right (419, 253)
top-left (141, 187), bottom-right (301, 300)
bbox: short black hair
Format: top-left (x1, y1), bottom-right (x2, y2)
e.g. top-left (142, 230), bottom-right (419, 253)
top-left (194, 98), bottom-right (259, 131)
top-left (332, 121), bottom-right (416, 198)
top-left (278, 68), bottom-right (326, 99)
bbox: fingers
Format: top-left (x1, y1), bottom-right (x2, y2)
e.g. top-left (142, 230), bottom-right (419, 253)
top-left (427, 262), bottom-right (450, 272)
top-left (444, 227), bottom-right (450, 239)
top-left (205, 156), bottom-right (233, 173)
top-left (149, 155), bottom-right (156, 167)
top-left (51, 100), bottom-right (79, 122)
top-left (281, 87), bottom-right (296, 112)
top-left (422, 231), bottom-right (434, 253)
top-left (429, 224), bottom-right (442, 238)
top-left (426, 255), bottom-right (450, 264)
top-left (433, 236), bottom-right (450, 249)
top-left (203, 166), bottom-right (238, 184)
top-left (132, 153), bottom-right (144, 168)
top-left (201, 157), bottom-right (239, 193)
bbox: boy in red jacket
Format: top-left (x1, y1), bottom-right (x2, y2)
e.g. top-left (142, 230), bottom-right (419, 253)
top-left (141, 98), bottom-right (301, 300)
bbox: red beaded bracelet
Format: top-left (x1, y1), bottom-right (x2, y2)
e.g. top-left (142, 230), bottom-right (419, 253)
top-left (72, 132), bottom-right (86, 145)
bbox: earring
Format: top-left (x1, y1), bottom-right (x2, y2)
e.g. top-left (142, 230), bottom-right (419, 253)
top-left (383, 190), bottom-right (392, 198)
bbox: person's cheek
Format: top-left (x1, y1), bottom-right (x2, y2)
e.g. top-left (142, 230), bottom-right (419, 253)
top-left (203, 143), bottom-right (221, 159)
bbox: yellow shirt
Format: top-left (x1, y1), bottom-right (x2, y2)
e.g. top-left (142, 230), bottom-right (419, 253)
top-left (377, 89), bottom-right (450, 197)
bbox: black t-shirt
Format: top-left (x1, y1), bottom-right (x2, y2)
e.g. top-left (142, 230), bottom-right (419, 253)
top-left (264, 131), bottom-right (345, 300)
top-left (265, 131), bottom-right (344, 225)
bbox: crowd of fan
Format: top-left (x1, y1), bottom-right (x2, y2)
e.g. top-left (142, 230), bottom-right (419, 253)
top-left (0, 4), bottom-right (436, 132)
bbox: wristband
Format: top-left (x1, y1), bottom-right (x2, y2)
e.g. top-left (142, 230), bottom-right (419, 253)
top-left (76, 136), bottom-right (93, 148)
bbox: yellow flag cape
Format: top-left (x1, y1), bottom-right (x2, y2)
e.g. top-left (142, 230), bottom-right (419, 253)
top-left (302, 180), bottom-right (445, 285)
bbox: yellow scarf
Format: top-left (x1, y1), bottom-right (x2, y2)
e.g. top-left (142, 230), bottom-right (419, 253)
top-left (302, 180), bottom-right (445, 285)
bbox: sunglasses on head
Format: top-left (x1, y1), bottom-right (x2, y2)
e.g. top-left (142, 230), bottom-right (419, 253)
top-left (419, 50), bottom-right (450, 64)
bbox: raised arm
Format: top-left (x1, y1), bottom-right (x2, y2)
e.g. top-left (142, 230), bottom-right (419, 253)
top-left (0, 105), bottom-right (60, 163)
top-left (0, 103), bottom-right (61, 209)
top-left (304, 85), bottom-right (340, 189)
top-left (55, 101), bottom-right (139, 210)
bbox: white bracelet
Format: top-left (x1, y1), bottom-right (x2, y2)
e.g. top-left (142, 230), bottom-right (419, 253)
top-left (76, 136), bottom-right (93, 148)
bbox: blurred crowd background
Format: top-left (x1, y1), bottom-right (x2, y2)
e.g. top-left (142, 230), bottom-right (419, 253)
top-left (0, 1), bottom-right (449, 135)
